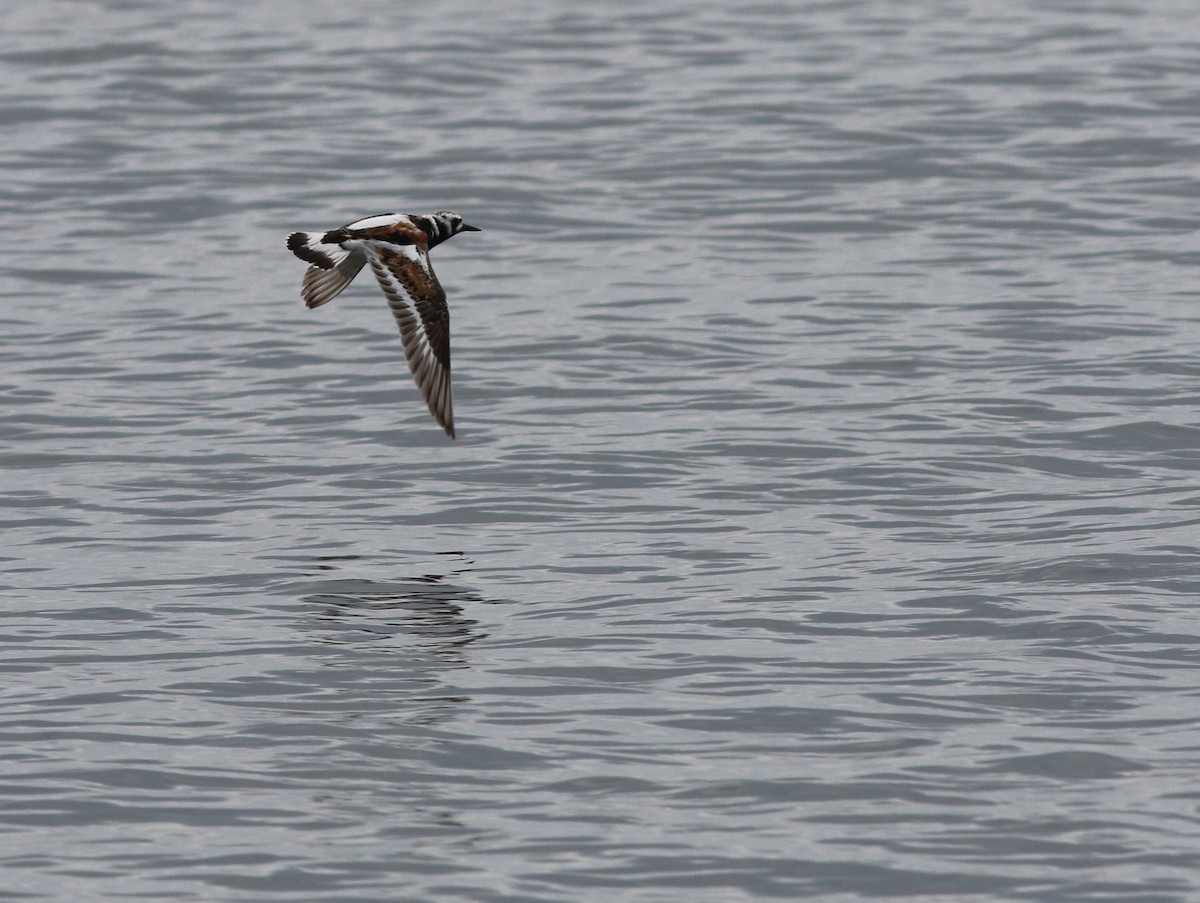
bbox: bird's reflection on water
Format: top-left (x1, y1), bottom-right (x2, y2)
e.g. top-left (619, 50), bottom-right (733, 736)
top-left (296, 553), bottom-right (487, 662)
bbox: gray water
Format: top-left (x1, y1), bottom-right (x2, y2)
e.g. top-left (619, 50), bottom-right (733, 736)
top-left (4, 0), bottom-right (1200, 900)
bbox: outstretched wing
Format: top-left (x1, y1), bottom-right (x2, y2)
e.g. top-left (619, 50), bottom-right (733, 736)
top-left (360, 238), bottom-right (454, 438)
top-left (287, 232), bottom-right (368, 309)
top-left (300, 251), bottom-right (367, 309)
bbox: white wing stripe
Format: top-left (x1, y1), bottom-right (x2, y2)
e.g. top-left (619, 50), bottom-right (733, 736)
top-left (345, 213), bottom-right (405, 231)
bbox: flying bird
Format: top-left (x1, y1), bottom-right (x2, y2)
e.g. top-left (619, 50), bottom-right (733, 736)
top-left (287, 210), bottom-right (480, 438)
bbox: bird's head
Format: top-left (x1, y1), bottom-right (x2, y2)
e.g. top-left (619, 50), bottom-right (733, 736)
top-left (436, 211), bottom-right (481, 234)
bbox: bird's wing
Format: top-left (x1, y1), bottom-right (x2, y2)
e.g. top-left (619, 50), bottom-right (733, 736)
top-left (360, 238), bottom-right (454, 438)
top-left (287, 232), bottom-right (368, 309)
top-left (300, 250), bottom-right (367, 309)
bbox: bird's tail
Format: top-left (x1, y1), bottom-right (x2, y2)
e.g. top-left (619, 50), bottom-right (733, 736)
top-left (287, 232), bottom-right (366, 309)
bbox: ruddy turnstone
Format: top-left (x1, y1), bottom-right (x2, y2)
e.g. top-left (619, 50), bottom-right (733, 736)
top-left (287, 210), bottom-right (481, 438)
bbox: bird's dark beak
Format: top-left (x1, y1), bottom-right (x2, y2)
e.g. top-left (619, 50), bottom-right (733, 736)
top-left (461, 223), bottom-right (481, 232)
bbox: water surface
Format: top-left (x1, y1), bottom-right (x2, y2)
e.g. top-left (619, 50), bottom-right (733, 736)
top-left (4, 1), bottom-right (1200, 900)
